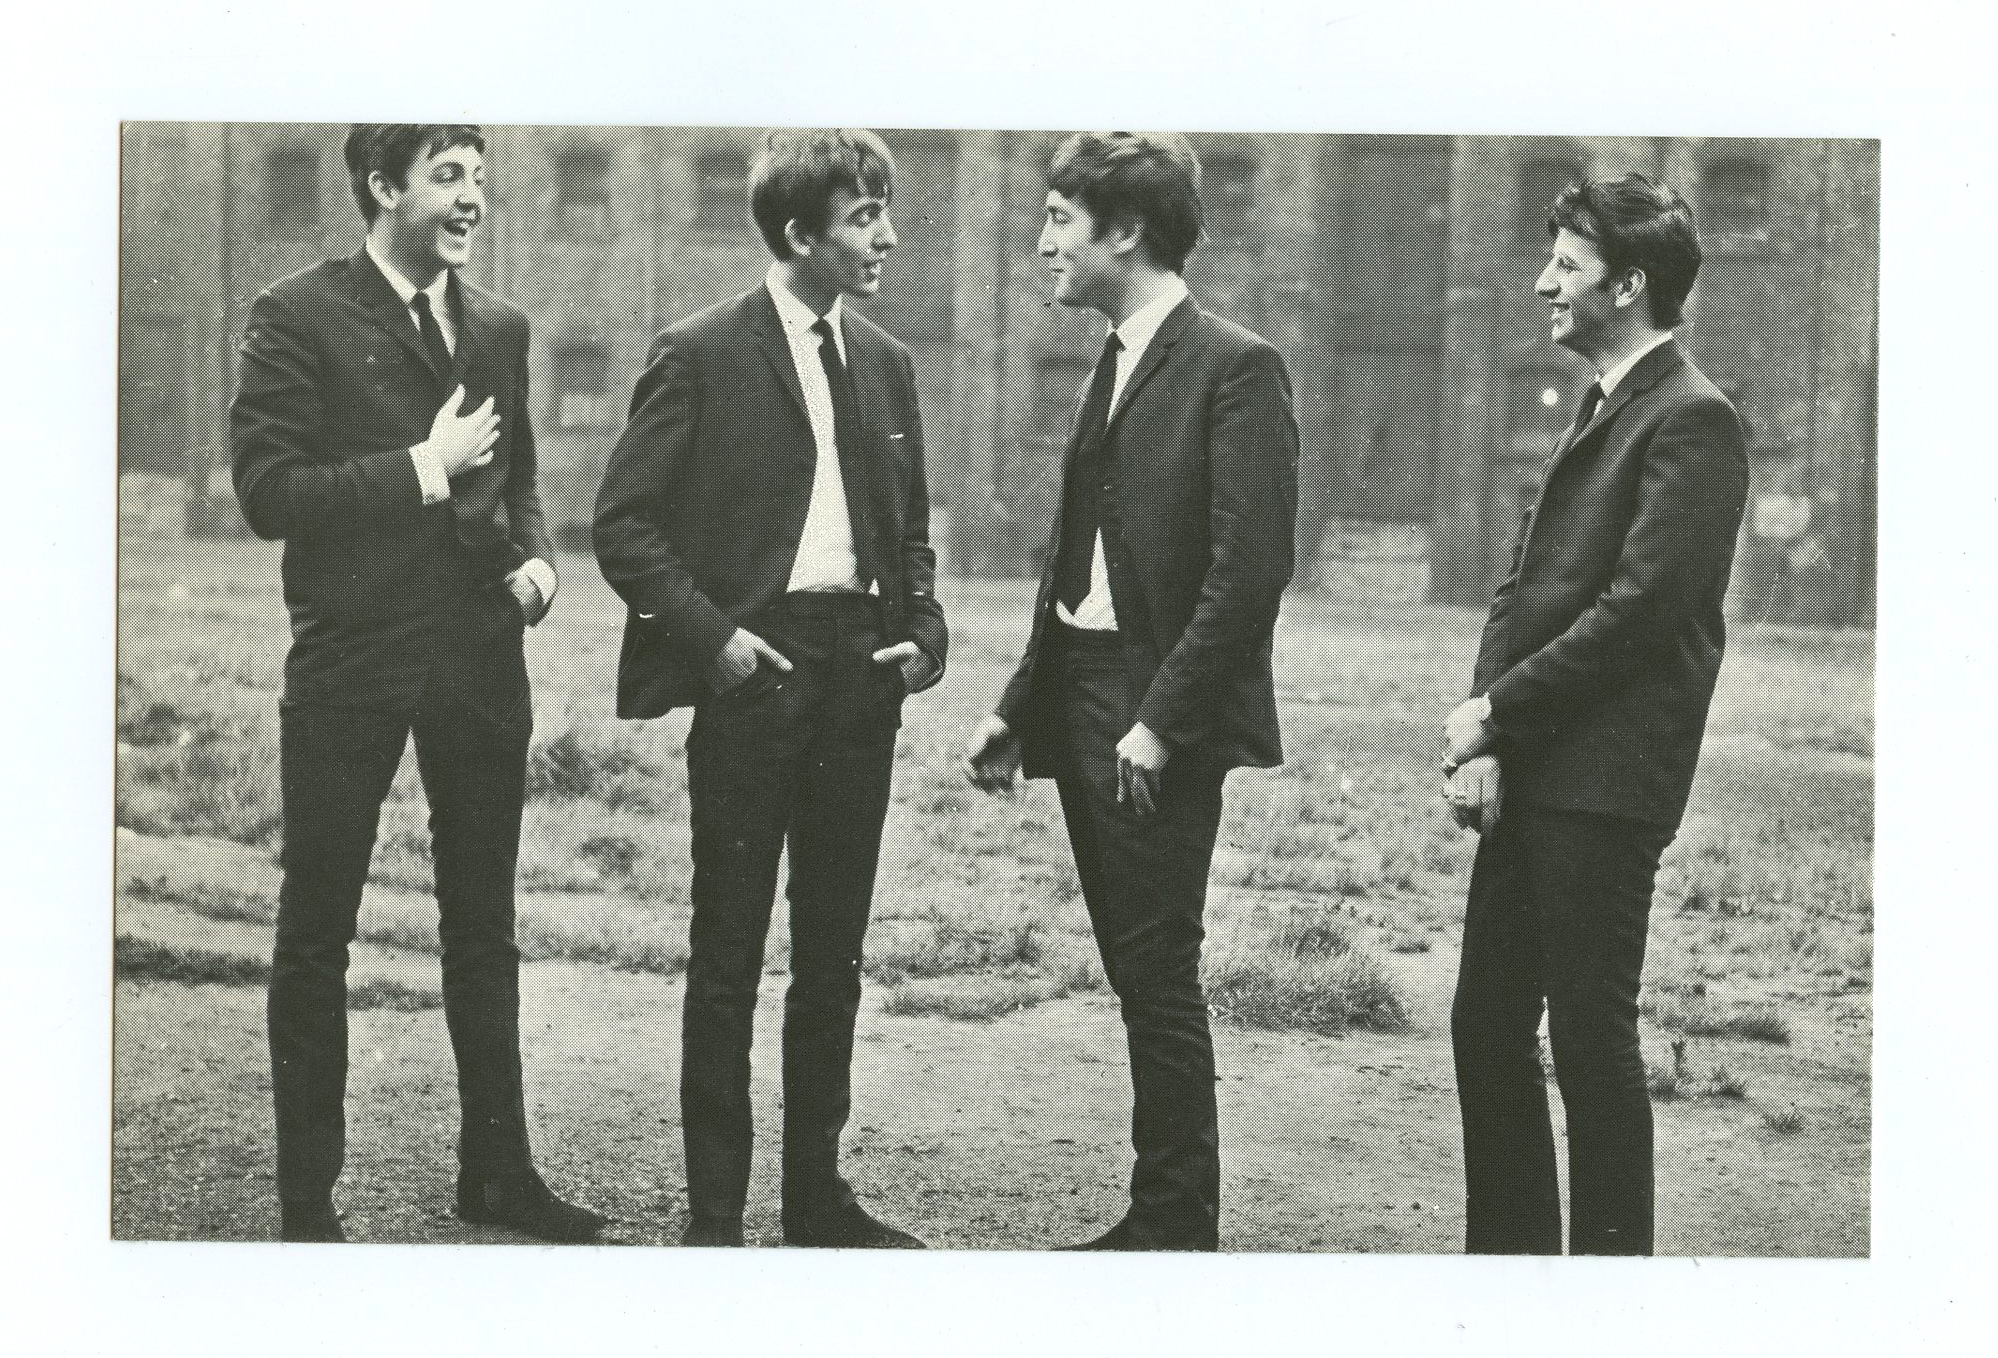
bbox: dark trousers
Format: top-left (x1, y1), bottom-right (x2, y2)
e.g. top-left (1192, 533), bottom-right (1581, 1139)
top-left (269, 641), bottom-right (534, 1205)
top-left (1050, 628), bottom-right (1227, 1250)
top-left (680, 593), bottom-right (903, 1221)
top-left (1451, 802), bottom-right (1674, 1255)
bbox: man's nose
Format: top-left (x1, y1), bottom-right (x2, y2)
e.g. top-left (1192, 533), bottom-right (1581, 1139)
top-left (1534, 263), bottom-right (1557, 297)
top-left (875, 213), bottom-right (896, 250)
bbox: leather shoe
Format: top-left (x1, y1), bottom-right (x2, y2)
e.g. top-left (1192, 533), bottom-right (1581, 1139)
top-left (279, 1197), bottom-right (346, 1244)
top-left (456, 1168), bottom-right (607, 1243)
top-left (783, 1199), bottom-right (925, 1249)
top-left (681, 1213), bottom-right (746, 1248)
top-left (1054, 1216), bottom-right (1217, 1252)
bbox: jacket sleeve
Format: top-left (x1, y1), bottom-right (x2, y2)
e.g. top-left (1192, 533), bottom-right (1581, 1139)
top-left (503, 323), bottom-right (554, 568)
top-left (591, 332), bottom-right (737, 673)
top-left (1484, 396), bottom-right (1748, 733)
top-left (1470, 501), bottom-right (1534, 695)
top-left (1134, 340), bottom-right (1300, 748)
top-left (229, 287), bottom-right (424, 540)
top-left (895, 346), bottom-right (948, 693)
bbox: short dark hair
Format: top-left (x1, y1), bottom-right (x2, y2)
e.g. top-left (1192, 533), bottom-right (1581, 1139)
top-left (343, 124), bottom-right (485, 225)
top-left (1047, 132), bottom-right (1204, 274)
top-left (747, 129), bottom-right (895, 259)
top-left (1547, 172), bottom-right (1702, 328)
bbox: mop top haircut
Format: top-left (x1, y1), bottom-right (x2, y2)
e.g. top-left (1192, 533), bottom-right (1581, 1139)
top-left (1547, 172), bottom-right (1702, 329)
top-left (342, 124), bottom-right (486, 225)
top-left (748, 129), bottom-right (896, 260)
top-left (1047, 131), bottom-right (1205, 275)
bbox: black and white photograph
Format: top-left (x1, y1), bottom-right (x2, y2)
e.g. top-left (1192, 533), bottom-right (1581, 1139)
top-left (12, 1), bottom-right (1996, 1353)
top-left (114, 120), bottom-right (1876, 1256)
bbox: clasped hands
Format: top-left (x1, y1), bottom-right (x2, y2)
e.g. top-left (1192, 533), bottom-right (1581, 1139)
top-left (1442, 696), bottom-right (1501, 835)
top-left (966, 715), bottom-right (1169, 818)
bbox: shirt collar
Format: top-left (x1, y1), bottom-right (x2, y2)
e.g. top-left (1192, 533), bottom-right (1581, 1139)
top-left (365, 237), bottom-right (451, 316)
top-left (1597, 331), bottom-right (1673, 397)
top-left (766, 266), bottom-right (844, 349)
top-left (1110, 275), bottom-right (1189, 359)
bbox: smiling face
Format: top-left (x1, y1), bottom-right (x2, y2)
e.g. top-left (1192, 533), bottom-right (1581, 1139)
top-left (1534, 226), bottom-right (1629, 362)
top-left (373, 141), bottom-right (485, 286)
top-left (1038, 190), bottom-right (1133, 317)
top-left (789, 186), bottom-right (896, 310)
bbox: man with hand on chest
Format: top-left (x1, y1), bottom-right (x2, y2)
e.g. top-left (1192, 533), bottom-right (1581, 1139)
top-left (231, 123), bottom-right (601, 1243)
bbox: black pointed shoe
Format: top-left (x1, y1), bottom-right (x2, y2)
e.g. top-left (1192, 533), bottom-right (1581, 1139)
top-left (783, 1199), bottom-right (925, 1249)
top-left (1054, 1215), bottom-right (1216, 1252)
top-left (456, 1169), bottom-right (607, 1244)
top-left (279, 1197), bottom-right (346, 1244)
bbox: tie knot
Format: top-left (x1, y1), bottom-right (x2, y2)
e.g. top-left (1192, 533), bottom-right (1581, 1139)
top-left (411, 291), bottom-right (433, 315)
top-left (1104, 332), bottom-right (1124, 355)
top-left (812, 315), bottom-right (836, 342)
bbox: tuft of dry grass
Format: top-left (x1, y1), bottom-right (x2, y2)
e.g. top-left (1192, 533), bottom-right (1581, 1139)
top-left (115, 935), bottom-right (268, 988)
top-left (1204, 905), bottom-right (1409, 1036)
top-left (879, 973), bottom-right (1076, 1022)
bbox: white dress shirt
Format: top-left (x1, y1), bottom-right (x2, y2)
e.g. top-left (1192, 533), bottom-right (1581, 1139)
top-left (1597, 330), bottom-right (1674, 399)
top-left (1056, 274), bottom-right (1190, 630)
top-left (365, 239), bottom-right (556, 615)
top-left (766, 266), bottom-right (868, 594)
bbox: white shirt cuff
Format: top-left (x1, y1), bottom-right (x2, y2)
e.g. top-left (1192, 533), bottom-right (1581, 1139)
top-left (410, 444), bottom-right (452, 504)
top-left (517, 557), bottom-right (558, 610)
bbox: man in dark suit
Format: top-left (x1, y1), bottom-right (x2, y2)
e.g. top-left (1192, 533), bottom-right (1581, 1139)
top-left (967, 132), bottom-right (1298, 1252)
top-left (230, 125), bottom-right (604, 1243)
top-left (1443, 172), bottom-right (1749, 1255)
top-left (594, 129), bottom-right (945, 1249)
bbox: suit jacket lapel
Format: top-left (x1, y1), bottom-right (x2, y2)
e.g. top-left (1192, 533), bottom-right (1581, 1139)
top-left (748, 287), bottom-right (812, 429)
top-left (1106, 295), bottom-right (1196, 432)
top-left (1547, 338), bottom-right (1686, 474)
top-left (446, 272), bottom-right (486, 388)
top-left (1520, 338), bottom-right (1688, 560)
top-left (350, 249), bottom-right (446, 383)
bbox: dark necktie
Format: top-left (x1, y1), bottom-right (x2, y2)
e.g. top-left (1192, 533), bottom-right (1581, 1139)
top-left (410, 289), bottom-right (453, 383)
top-left (1575, 379), bottom-right (1605, 434)
top-left (1054, 332), bottom-right (1124, 612)
top-left (810, 316), bottom-right (878, 589)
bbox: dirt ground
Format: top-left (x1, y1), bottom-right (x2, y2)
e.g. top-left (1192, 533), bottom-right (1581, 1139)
top-left (112, 826), bottom-right (1868, 1255)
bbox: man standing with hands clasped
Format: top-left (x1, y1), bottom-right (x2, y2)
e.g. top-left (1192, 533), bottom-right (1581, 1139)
top-left (1442, 172), bottom-right (1748, 1255)
top-left (595, 129), bottom-right (945, 1249)
top-left (231, 124), bottom-right (603, 1243)
top-left (967, 132), bottom-right (1298, 1252)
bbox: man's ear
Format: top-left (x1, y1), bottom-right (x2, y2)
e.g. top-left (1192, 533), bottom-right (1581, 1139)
top-left (1613, 266), bottom-right (1649, 309)
top-left (1105, 215), bottom-right (1145, 260)
top-left (783, 217), bottom-right (816, 259)
top-left (367, 170), bottom-right (399, 216)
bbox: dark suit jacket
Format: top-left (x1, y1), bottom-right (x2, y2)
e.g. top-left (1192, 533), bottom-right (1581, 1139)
top-left (1473, 338), bottom-right (1749, 828)
top-left (593, 287), bottom-right (947, 718)
top-left (231, 250), bottom-right (552, 711)
top-left (997, 296), bottom-right (1298, 777)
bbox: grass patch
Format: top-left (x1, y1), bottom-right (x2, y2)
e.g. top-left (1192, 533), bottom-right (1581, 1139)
top-left (879, 973), bottom-right (1073, 1022)
top-left (115, 935), bottom-right (267, 988)
top-left (122, 875), bottom-right (274, 926)
top-left (527, 729), bottom-right (670, 811)
top-left (1763, 1106), bottom-right (1806, 1134)
top-left (1647, 994), bottom-right (1793, 1046)
top-left (115, 935), bottom-right (439, 1009)
top-left (1205, 905), bottom-right (1409, 1036)
top-left (347, 978), bottom-right (443, 1011)
top-left (516, 897), bottom-right (690, 975)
